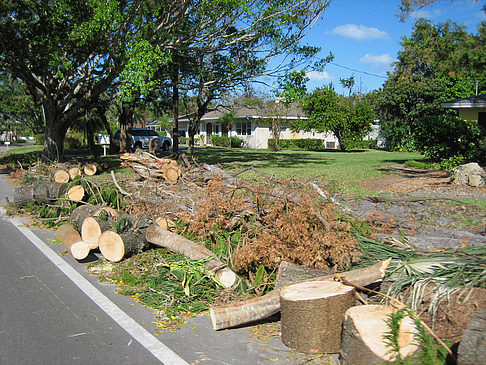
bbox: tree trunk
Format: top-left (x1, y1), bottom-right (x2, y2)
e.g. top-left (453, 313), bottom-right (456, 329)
top-left (209, 259), bottom-right (391, 330)
top-left (145, 225), bottom-right (237, 288)
top-left (56, 223), bottom-right (90, 260)
top-left (171, 60), bottom-right (180, 153)
top-left (42, 109), bottom-right (70, 162)
top-left (13, 182), bottom-right (67, 206)
top-left (81, 216), bottom-right (111, 249)
top-left (98, 230), bottom-right (146, 262)
top-left (280, 280), bottom-right (355, 353)
top-left (340, 305), bottom-right (419, 365)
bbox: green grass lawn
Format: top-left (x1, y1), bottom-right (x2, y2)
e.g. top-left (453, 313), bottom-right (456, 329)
top-left (193, 147), bottom-right (424, 196)
top-left (2, 144), bottom-right (427, 197)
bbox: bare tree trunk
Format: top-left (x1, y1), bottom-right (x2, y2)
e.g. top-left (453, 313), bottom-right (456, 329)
top-left (42, 109), bottom-right (70, 162)
top-left (171, 60), bottom-right (180, 153)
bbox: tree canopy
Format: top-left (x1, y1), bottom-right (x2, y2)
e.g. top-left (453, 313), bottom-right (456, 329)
top-left (300, 85), bottom-right (374, 151)
top-left (0, 0), bottom-right (331, 161)
top-left (377, 18), bottom-right (485, 162)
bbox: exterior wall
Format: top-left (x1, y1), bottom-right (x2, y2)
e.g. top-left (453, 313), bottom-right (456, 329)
top-left (161, 118), bottom-right (341, 149)
top-left (458, 108), bottom-right (486, 122)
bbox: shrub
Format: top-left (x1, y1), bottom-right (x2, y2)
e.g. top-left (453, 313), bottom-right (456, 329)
top-left (269, 138), bottom-right (324, 151)
top-left (210, 135), bottom-right (244, 148)
top-left (179, 136), bottom-right (188, 144)
top-left (414, 114), bottom-right (483, 163)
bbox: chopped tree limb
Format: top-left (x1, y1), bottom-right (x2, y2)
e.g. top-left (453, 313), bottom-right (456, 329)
top-left (52, 168), bottom-right (70, 183)
top-left (209, 259), bottom-right (391, 330)
top-left (340, 305), bottom-right (419, 365)
top-left (145, 225), bottom-right (238, 288)
top-left (13, 182), bottom-right (68, 206)
top-left (99, 230), bottom-right (147, 262)
top-left (57, 223), bottom-right (90, 260)
top-left (280, 280), bottom-right (355, 353)
top-left (67, 185), bottom-right (85, 201)
top-left (83, 163), bottom-right (101, 176)
top-left (81, 216), bottom-right (111, 249)
top-left (68, 167), bottom-right (82, 180)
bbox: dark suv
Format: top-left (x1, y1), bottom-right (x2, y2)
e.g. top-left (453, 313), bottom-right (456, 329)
top-left (113, 128), bottom-right (172, 152)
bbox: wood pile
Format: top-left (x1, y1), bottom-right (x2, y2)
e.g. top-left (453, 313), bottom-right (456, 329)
top-left (121, 152), bottom-right (181, 183)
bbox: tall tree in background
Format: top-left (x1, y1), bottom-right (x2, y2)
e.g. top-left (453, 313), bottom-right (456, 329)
top-left (1, 0), bottom-right (331, 160)
top-left (377, 18), bottom-right (485, 160)
top-left (301, 85), bottom-right (374, 151)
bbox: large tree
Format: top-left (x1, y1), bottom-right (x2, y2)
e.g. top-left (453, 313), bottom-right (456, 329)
top-left (1, 0), bottom-right (330, 160)
top-left (377, 19), bottom-right (485, 158)
top-left (300, 85), bottom-right (374, 151)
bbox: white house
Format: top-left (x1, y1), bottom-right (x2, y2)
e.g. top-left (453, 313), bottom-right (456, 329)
top-left (147, 104), bottom-right (340, 149)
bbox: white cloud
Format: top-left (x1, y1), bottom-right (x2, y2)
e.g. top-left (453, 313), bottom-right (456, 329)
top-left (359, 53), bottom-right (394, 67)
top-left (306, 70), bottom-right (333, 81)
top-left (331, 24), bottom-right (389, 41)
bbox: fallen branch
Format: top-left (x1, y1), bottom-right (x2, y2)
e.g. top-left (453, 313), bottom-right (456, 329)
top-left (110, 170), bottom-right (132, 196)
top-left (145, 225), bottom-right (238, 288)
top-left (209, 259), bottom-right (391, 330)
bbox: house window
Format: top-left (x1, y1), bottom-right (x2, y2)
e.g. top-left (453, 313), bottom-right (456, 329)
top-left (214, 124), bottom-right (220, 134)
top-left (236, 121), bottom-right (252, 135)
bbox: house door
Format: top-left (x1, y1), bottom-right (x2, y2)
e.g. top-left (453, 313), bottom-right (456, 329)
top-left (206, 123), bottom-right (212, 144)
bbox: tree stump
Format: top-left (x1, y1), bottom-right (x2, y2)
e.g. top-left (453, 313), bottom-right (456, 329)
top-left (280, 280), bottom-right (355, 353)
top-left (340, 305), bottom-right (419, 365)
top-left (209, 260), bottom-right (390, 330)
top-left (81, 216), bottom-right (111, 249)
top-left (98, 230), bottom-right (146, 262)
top-left (56, 223), bottom-right (90, 260)
top-left (458, 309), bottom-right (486, 365)
top-left (52, 168), bottom-right (70, 183)
top-left (67, 185), bottom-right (85, 201)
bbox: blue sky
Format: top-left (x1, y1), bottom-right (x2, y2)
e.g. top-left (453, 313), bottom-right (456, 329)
top-left (296, 0), bottom-right (486, 95)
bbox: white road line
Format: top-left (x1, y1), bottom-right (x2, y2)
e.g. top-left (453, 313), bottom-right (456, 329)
top-left (0, 208), bottom-right (188, 365)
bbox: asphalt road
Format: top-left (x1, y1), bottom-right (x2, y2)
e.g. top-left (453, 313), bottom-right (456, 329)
top-left (0, 167), bottom-right (305, 365)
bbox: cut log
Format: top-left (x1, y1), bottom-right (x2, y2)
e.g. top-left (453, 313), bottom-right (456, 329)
top-left (84, 163), bottom-right (100, 176)
top-left (56, 223), bottom-right (90, 260)
top-left (155, 217), bottom-right (176, 230)
top-left (275, 261), bottom-right (332, 289)
top-left (13, 187), bottom-right (34, 207)
top-left (458, 309), bottom-right (486, 365)
top-left (67, 185), bottom-right (85, 201)
top-left (81, 216), bottom-right (111, 249)
top-left (70, 204), bottom-right (118, 231)
top-left (280, 280), bottom-right (355, 353)
top-left (52, 168), bottom-right (70, 183)
top-left (98, 230), bottom-right (146, 262)
top-left (162, 166), bottom-right (179, 183)
top-left (209, 259), bottom-right (391, 330)
top-left (68, 167), bottom-right (82, 180)
top-left (45, 182), bottom-right (68, 199)
top-left (145, 225), bottom-right (237, 288)
top-left (12, 182), bottom-right (68, 207)
top-left (340, 305), bottom-right (419, 365)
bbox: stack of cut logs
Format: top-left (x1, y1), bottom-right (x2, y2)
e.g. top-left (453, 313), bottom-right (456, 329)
top-left (120, 152), bottom-right (181, 183)
top-left (56, 204), bottom-right (238, 288)
top-left (13, 162), bottom-right (108, 206)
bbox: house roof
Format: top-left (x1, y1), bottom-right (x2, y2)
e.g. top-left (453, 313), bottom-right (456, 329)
top-left (178, 103), bottom-right (308, 122)
top-left (442, 94), bottom-right (486, 109)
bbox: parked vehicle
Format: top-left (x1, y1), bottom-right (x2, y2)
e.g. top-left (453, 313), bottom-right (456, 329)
top-left (113, 128), bottom-right (172, 152)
